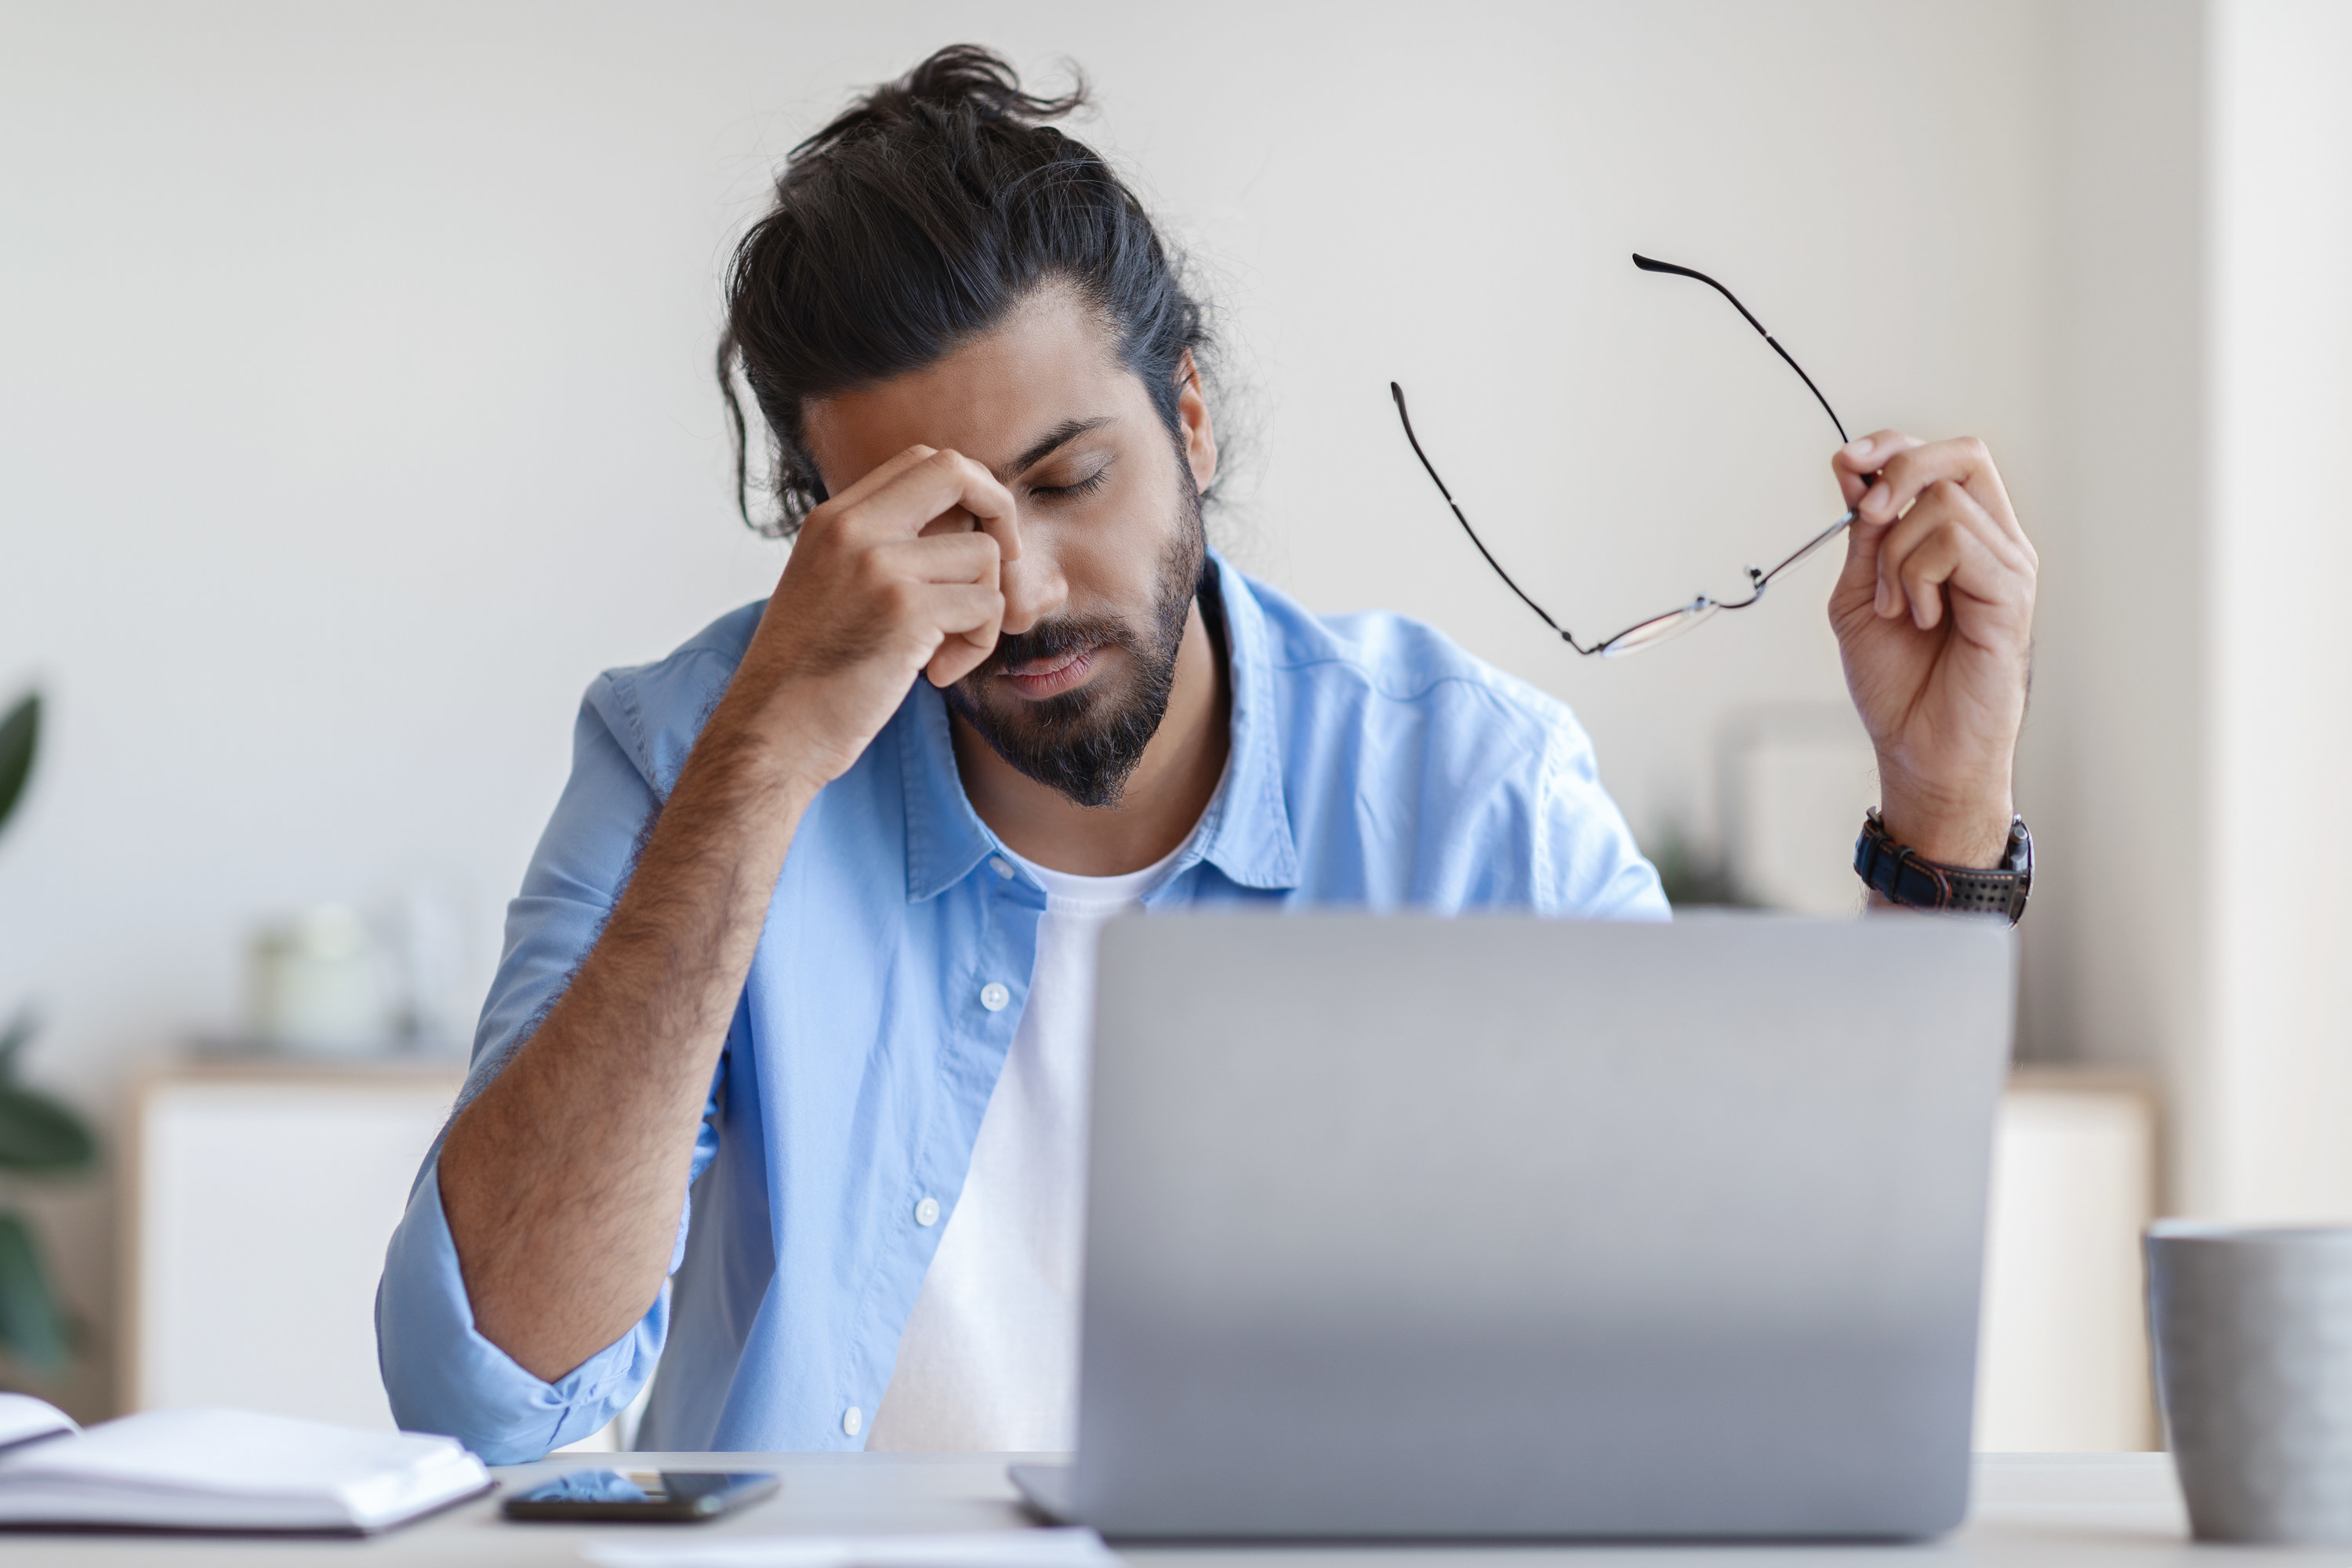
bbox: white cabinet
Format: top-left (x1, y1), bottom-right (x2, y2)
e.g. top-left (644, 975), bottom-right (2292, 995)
top-left (121, 1059), bottom-right (465, 1428)
top-left (1976, 1070), bottom-right (2161, 1450)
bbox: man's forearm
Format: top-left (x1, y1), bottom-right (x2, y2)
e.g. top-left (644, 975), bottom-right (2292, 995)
top-left (437, 723), bottom-right (815, 1382)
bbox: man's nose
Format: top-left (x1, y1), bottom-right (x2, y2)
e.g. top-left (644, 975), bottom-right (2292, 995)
top-left (998, 545), bottom-right (1066, 637)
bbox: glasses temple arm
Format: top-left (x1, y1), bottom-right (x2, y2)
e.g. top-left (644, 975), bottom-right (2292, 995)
top-left (1631, 255), bottom-right (1850, 445)
top-left (1389, 383), bottom-right (1597, 655)
top-left (1762, 339), bottom-right (1849, 445)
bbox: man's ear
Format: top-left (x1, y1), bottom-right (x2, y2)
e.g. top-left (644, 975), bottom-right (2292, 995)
top-left (1175, 350), bottom-right (1218, 495)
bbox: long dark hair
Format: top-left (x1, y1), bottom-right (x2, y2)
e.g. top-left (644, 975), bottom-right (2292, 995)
top-left (717, 45), bottom-right (1214, 538)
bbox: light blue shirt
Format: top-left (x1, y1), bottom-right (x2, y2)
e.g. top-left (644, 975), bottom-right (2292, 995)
top-left (376, 555), bottom-right (1666, 1462)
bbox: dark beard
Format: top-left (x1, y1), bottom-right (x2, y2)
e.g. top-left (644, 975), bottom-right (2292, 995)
top-left (943, 476), bottom-right (1207, 810)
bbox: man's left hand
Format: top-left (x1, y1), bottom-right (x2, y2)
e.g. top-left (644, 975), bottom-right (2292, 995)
top-left (1828, 433), bottom-right (2038, 869)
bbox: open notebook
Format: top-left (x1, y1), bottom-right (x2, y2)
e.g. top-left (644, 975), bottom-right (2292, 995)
top-left (0, 1393), bottom-right (491, 1533)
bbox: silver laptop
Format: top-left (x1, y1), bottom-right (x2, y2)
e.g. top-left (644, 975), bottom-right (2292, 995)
top-left (1012, 912), bottom-right (2013, 1540)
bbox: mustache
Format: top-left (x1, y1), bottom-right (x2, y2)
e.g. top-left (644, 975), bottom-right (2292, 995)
top-left (978, 615), bottom-right (1145, 678)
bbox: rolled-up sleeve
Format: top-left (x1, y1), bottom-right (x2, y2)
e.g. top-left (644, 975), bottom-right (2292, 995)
top-left (376, 673), bottom-right (720, 1461)
top-left (376, 1152), bottom-right (676, 1461)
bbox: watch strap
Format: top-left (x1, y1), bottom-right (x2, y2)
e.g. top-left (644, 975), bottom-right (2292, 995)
top-left (1853, 810), bottom-right (2031, 924)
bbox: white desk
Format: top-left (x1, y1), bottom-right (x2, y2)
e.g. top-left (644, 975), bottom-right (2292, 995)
top-left (1, 1452), bottom-right (2310, 1566)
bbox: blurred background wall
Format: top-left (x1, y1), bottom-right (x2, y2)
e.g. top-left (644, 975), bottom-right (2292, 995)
top-left (1, 0), bottom-right (2346, 1428)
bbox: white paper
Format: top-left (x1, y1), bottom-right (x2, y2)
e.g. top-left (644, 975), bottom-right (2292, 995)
top-left (0, 1393), bottom-right (76, 1452)
top-left (583, 1526), bottom-right (1120, 1568)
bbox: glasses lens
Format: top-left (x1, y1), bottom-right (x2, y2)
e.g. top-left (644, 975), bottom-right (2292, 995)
top-left (1760, 514), bottom-right (1854, 582)
top-left (1598, 600), bottom-right (1719, 658)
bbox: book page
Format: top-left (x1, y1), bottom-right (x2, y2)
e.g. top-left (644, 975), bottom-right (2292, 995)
top-left (0, 1394), bottom-right (74, 1453)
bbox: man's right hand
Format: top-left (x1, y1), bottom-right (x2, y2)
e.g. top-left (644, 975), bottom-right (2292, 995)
top-left (717, 445), bottom-right (1021, 795)
top-left (437, 444), bottom-right (1019, 1384)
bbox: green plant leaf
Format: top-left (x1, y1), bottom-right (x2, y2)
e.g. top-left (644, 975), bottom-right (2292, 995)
top-left (0, 1210), bottom-right (69, 1374)
top-left (0, 692), bottom-right (35, 838)
top-left (0, 1008), bottom-right (31, 1080)
top-left (0, 1085), bottom-right (96, 1174)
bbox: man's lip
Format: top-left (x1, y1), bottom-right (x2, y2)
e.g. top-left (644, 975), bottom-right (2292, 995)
top-left (999, 644), bottom-right (1098, 699)
top-left (1006, 647), bottom-right (1083, 678)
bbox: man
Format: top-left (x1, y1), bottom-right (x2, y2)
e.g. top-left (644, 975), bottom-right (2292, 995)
top-left (378, 45), bottom-right (2037, 1461)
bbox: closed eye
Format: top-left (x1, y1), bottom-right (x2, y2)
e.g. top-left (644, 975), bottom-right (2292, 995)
top-left (1029, 466), bottom-right (1111, 501)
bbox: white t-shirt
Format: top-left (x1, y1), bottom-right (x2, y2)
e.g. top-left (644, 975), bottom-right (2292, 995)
top-left (863, 834), bottom-right (1192, 1452)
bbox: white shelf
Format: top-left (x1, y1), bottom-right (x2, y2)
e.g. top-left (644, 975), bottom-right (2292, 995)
top-left (120, 1057), bottom-right (467, 1428)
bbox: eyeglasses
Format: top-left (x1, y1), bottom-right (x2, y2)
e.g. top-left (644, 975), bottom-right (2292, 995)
top-left (1392, 255), bottom-right (1857, 658)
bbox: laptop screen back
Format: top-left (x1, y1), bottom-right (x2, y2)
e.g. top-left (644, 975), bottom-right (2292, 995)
top-left (1074, 913), bottom-right (2013, 1539)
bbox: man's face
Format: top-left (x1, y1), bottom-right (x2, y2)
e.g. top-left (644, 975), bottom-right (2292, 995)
top-left (800, 286), bottom-right (1216, 808)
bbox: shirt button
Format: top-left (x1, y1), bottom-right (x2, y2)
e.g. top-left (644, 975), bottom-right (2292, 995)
top-left (989, 855), bottom-right (1014, 879)
top-left (842, 1406), bottom-right (864, 1438)
top-left (914, 1196), bottom-right (942, 1227)
top-left (979, 982), bottom-right (1011, 1012)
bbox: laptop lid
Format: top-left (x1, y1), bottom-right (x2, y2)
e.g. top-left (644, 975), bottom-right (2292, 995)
top-left (1065, 912), bottom-right (2013, 1539)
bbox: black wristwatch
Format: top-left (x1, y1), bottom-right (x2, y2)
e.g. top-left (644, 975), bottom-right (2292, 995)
top-left (1853, 810), bottom-right (2032, 925)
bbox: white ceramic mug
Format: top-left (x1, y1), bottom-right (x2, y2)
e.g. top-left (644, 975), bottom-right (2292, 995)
top-left (2146, 1221), bottom-right (2352, 1542)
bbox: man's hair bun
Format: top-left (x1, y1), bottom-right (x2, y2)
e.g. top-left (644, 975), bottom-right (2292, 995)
top-left (792, 44), bottom-right (1086, 162)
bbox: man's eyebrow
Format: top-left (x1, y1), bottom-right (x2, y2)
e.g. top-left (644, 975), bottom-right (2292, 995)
top-left (1006, 416), bottom-right (1116, 477)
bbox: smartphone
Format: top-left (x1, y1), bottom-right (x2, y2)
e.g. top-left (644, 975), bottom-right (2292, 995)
top-left (502, 1468), bottom-right (781, 1523)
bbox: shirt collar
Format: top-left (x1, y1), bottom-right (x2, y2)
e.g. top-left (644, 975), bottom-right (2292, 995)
top-left (1185, 552), bottom-right (1300, 893)
top-left (896, 547), bottom-right (1298, 903)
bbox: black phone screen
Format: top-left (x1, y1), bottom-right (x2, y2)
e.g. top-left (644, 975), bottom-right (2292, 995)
top-left (502, 1468), bottom-right (782, 1523)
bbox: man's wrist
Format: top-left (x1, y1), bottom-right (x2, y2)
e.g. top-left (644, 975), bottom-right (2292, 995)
top-left (671, 716), bottom-right (829, 835)
top-left (1875, 774), bottom-right (2014, 869)
top-left (697, 681), bottom-right (848, 801)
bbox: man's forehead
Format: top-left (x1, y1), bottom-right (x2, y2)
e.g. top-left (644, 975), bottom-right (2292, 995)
top-left (802, 285), bottom-right (1132, 482)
